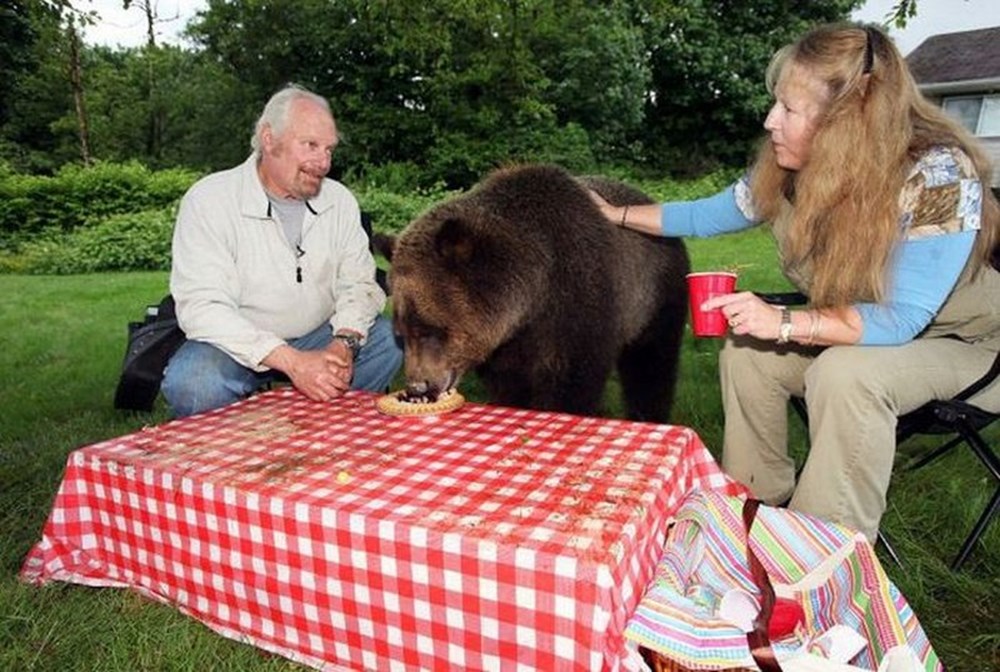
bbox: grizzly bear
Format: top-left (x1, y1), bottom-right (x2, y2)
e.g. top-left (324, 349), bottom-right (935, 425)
top-left (376, 163), bottom-right (690, 422)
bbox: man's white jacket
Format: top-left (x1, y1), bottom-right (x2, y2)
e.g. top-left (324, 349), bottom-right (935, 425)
top-left (170, 154), bottom-right (386, 371)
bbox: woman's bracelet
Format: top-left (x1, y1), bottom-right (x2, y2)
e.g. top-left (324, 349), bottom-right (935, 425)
top-left (620, 205), bottom-right (629, 227)
top-left (804, 310), bottom-right (822, 345)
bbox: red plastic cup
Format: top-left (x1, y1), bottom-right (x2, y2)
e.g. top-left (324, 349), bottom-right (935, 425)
top-left (687, 271), bottom-right (738, 337)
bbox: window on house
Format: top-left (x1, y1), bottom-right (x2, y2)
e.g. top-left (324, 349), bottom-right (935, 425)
top-left (942, 95), bottom-right (1000, 137)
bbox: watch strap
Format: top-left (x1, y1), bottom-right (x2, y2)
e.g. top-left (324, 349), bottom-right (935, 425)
top-left (334, 332), bottom-right (362, 357)
top-left (777, 308), bottom-right (793, 344)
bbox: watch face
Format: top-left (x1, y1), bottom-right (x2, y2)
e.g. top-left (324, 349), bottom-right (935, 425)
top-left (336, 334), bottom-right (360, 354)
top-left (780, 311), bottom-right (793, 342)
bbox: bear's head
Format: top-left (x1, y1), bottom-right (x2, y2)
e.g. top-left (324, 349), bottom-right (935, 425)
top-left (384, 198), bottom-right (548, 398)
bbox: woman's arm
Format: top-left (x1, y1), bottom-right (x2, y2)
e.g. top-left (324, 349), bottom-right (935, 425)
top-left (854, 232), bottom-right (975, 344)
top-left (854, 146), bottom-right (983, 345)
top-left (590, 178), bottom-right (758, 237)
top-left (706, 228), bottom-right (976, 346)
top-left (702, 292), bottom-right (866, 345)
top-left (705, 147), bottom-right (983, 347)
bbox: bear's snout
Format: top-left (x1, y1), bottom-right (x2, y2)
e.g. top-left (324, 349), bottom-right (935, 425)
top-left (404, 371), bottom-right (459, 400)
top-left (405, 380), bottom-right (436, 397)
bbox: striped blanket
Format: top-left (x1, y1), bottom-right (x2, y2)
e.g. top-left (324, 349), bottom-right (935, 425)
top-left (625, 491), bottom-right (940, 671)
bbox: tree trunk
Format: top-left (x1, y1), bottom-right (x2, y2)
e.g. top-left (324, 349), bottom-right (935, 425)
top-left (67, 21), bottom-right (92, 165)
top-left (140, 0), bottom-right (162, 160)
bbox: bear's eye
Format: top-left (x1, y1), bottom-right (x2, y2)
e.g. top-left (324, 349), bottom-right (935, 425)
top-left (403, 309), bottom-right (448, 344)
top-left (411, 322), bottom-right (447, 343)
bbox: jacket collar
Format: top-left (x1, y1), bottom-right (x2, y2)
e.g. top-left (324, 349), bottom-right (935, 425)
top-left (238, 153), bottom-right (337, 220)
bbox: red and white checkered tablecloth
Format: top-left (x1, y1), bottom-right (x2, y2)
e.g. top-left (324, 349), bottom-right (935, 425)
top-left (22, 388), bottom-right (743, 671)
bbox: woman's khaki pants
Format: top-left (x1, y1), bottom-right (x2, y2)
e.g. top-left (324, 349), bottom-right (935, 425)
top-left (719, 335), bottom-right (1000, 541)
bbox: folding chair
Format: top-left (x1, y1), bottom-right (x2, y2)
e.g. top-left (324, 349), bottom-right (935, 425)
top-left (360, 211), bottom-right (389, 295)
top-left (891, 348), bottom-right (1000, 570)
top-left (757, 292), bottom-right (1000, 571)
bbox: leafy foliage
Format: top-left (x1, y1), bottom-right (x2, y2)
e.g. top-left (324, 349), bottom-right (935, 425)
top-left (887, 0), bottom-right (919, 28)
top-left (636, 1), bottom-right (863, 174)
top-left (0, 2), bottom-right (42, 128)
top-left (1, 0), bottom-right (872, 186)
top-left (79, 45), bottom-right (255, 171)
top-left (184, 0), bottom-right (620, 187)
top-left (356, 185), bottom-right (456, 236)
top-left (0, 161), bottom-right (728, 274)
top-left (0, 0), bottom-right (76, 172)
top-left (0, 161), bottom-right (199, 239)
top-left (1, 207), bottom-right (176, 275)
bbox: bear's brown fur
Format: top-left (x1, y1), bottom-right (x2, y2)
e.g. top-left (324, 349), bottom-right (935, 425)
top-left (376, 163), bottom-right (690, 422)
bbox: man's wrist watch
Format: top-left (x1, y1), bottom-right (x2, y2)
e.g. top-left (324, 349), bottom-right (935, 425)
top-left (777, 307), bottom-right (793, 344)
top-left (334, 332), bottom-right (362, 358)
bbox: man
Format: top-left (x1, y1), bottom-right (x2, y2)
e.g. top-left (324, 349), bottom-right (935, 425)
top-left (161, 84), bottom-right (402, 417)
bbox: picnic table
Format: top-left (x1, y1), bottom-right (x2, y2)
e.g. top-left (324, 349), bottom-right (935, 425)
top-left (22, 388), bottom-right (742, 671)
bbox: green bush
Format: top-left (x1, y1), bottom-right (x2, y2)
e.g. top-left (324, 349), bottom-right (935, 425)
top-left (0, 185), bottom-right (453, 274)
top-left (0, 161), bottom-right (737, 274)
top-left (351, 162), bottom-right (430, 195)
top-left (357, 184), bottom-right (457, 235)
top-left (635, 168), bottom-right (741, 201)
top-left (0, 161), bottom-right (200, 238)
top-left (4, 207), bottom-right (176, 275)
top-left (423, 122), bottom-right (597, 189)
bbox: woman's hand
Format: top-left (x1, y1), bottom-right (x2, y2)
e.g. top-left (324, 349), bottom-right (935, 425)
top-left (702, 291), bottom-right (783, 340)
top-left (587, 189), bottom-right (664, 236)
top-left (703, 292), bottom-right (864, 345)
top-left (587, 189), bottom-right (620, 224)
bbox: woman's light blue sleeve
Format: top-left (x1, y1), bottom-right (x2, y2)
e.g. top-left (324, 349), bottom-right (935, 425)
top-left (856, 231), bottom-right (975, 345)
top-left (660, 183), bottom-right (757, 238)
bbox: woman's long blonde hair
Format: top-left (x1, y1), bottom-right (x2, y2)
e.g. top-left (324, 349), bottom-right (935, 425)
top-left (749, 23), bottom-right (999, 307)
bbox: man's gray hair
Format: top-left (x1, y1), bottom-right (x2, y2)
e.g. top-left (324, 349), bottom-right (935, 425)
top-left (250, 84), bottom-right (333, 153)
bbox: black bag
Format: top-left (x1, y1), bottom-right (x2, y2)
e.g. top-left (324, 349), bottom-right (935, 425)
top-left (113, 295), bottom-right (187, 412)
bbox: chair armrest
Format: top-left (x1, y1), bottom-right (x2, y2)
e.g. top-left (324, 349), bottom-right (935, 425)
top-left (754, 292), bottom-right (808, 306)
top-left (956, 347), bottom-right (1000, 402)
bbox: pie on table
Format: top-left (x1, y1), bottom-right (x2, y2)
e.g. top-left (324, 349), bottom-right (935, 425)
top-left (375, 388), bottom-right (465, 416)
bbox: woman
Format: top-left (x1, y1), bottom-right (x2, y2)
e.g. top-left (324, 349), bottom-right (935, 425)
top-left (592, 22), bottom-right (1000, 541)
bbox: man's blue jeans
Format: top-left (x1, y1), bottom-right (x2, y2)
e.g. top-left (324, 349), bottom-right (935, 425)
top-left (161, 314), bottom-right (402, 417)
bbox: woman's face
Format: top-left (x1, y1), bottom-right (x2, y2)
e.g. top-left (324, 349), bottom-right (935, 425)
top-left (764, 64), bottom-right (828, 171)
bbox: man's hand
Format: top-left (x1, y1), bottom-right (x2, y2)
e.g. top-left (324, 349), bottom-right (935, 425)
top-left (263, 343), bottom-right (353, 402)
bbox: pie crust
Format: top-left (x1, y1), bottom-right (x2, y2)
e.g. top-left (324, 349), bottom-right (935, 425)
top-left (375, 389), bottom-right (465, 416)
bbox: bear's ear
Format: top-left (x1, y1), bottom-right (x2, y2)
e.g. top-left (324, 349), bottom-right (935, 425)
top-left (434, 217), bottom-right (477, 268)
top-left (371, 232), bottom-right (397, 262)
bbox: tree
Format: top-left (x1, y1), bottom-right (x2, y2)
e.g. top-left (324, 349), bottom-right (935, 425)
top-left (636, 0), bottom-right (864, 175)
top-left (66, 15), bottom-right (92, 164)
top-left (4, 0), bottom-right (886, 180)
top-left (887, 1), bottom-right (918, 27)
top-left (0, 1), bottom-right (79, 172)
top-left (521, 0), bottom-right (651, 159)
top-left (67, 44), bottom-right (249, 170)
top-left (185, 0), bottom-right (648, 186)
top-left (0, 2), bottom-right (38, 129)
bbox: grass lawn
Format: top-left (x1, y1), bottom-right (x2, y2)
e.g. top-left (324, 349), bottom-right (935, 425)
top-left (1, 229), bottom-right (997, 670)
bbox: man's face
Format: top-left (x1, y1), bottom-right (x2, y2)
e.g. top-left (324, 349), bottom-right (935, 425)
top-left (259, 99), bottom-right (338, 200)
